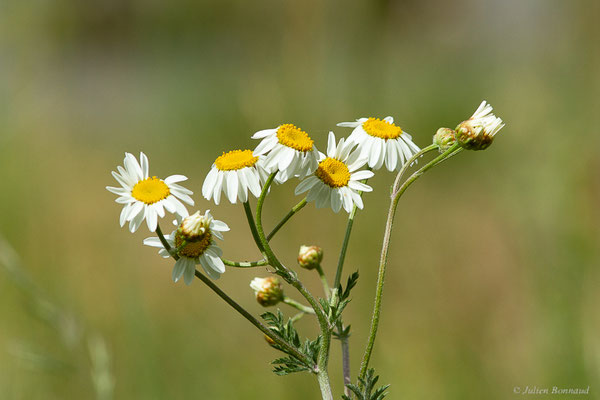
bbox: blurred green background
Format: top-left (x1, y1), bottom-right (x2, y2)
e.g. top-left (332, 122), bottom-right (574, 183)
top-left (1, 0), bottom-right (599, 398)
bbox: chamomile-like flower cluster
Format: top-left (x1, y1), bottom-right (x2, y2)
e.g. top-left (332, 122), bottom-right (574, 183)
top-left (108, 102), bottom-right (503, 287)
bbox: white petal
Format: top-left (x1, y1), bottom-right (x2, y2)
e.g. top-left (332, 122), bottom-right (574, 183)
top-left (278, 147), bottom-right (295, 171)
top-left (172, 258), bottom-right (188, 283)
top-left (183, 260), bottom-right (196, 285)
top-left (205, 252), bottom-right (225, 273)
top-left (251, 128), bottom-right (277, 139)
top-left (119, 203), bottom-right (131, 227)
top-left (350, 170), bottom-right (374, 181)
top-left (253, 136), bottom-right (278, 156)
top-left (127, 202), bottom-right (144, 222)
top-left (146, 207), bottom-right (158, 232)
top-left (212, 171), bottom-right (223, 205)
top-left (169, 196), bottom-right (189, 217)
top-left (143, 237), bottom-right (164, 248)
top-left (369, 139), bottom-right (382, 168)
top-left (331, 188), bottom-right (342, 212)
top-left (348, 180), bottom-right (373, 192)
top-left (200, 256), bottom-right (222, 280)
top-left (165, 175), bottom-right (188, 184)
top-left (327, 131), bottom-right (336, 156)
top-left (202, 167), bottom-right (218, 199)
top-left (383, 116), bottom-right (394, 124)
top-left (211, 220), bottom-right (230, 232)
top-left (336, 121), bottom-right (361, 128)
top-left (129, 206), bottom-right (146, 232)
top-left (140, 152), bottom-right (149, 179)
top-left (385, 140), bottom-right (398, 171)
top-left (351, 190), bottom-right (364, 209)
top-left (295, 176), bottom-right (318, 195)
top-left (226, 171), bottom-right (239, 204)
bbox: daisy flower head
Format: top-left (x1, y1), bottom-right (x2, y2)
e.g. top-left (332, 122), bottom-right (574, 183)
top-left (455, 100), bottom-right (505, 151)
top-left (337, 116), bottom-right (421, 171)
top-left (106, 152), bottom-right (194, 233)
top-left (252, 124), bottom-right (320, 183)
top-left (295, 132), bottom-right (374, 213)
top-left (143, 210), bottom-right (230, 284)
top-left (202, 149), bottom-right (269, 205)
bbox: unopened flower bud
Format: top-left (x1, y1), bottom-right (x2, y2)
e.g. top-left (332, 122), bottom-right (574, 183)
top-left (433, 128), bottom-right (457, 152)
top-left (250, 277), bottom-right (283, 307)
top-left (297, 245), bottom-right (323, 270)
top-left (179, 210), bottom-right (211, 240)
top-left (455, 100), bottom-right (505, 151)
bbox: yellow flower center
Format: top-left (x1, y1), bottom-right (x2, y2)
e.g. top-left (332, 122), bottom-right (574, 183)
top-left (315, 157), bottom-right (350, 188)
top-left (215, 150), bottom-right (258, 171)
top-left (276, 124), bottom-right (314, 152)
top-left (362, 118), bottom-right (402, 140)
top-left (175, 231), bottom-right (212, 258)
top-left (131, 176), bottom-right (170, 205)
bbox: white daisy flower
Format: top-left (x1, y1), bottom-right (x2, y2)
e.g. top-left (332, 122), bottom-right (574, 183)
top-left (455, 100), bottom-right (505, 150)
top-left (295, 132), bottom-right (374, 213)
top-left (143, 210), bottom-right (230, 284)
top-left (106, 152), bottom-right (194, 233)
top-left (252, 123), bottom-right (320, 183)
top-left (337, 116), bottom-right (421, 171)
top-left (202, 149), bottom-right (269, 205)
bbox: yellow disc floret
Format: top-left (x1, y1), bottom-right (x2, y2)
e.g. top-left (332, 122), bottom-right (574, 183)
top-left (175, 230), bottom-right (212, 258)
top-left (362, 118), bottom-right (402, 140)
top-left (215, 150), bottom-right (259, 171)
top-left (131, 176), bottom-right (170, 205)
top-left (276, 124), bottom-right (314, 152)
top-left (315, 157), bottom-right (350, 188)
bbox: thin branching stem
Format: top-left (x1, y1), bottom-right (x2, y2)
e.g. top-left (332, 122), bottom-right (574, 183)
top-left (267, 197), bottom-right (308, 241)
top-left (254, 173), bottom-right (334, 400)
top-left (154, 224), bottom-right (313, 368)
top-left (283, 296), bottom-right (316, 314)
top-left (358, 143), bottom-right (460, 384)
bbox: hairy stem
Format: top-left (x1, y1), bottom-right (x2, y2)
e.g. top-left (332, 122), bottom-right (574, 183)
top-left (358, 143), bottom-right (460, 384)
top-left (254, 173), bottom-right (333, 400)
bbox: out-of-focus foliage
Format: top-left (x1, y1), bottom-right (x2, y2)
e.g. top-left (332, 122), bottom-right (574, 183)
top-left (1, 0), bottom-right (599, 398)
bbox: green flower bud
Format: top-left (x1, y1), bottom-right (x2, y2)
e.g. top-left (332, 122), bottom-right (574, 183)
top-left (250, 277), bottom-right (283, 307)
top-left (433, 128), bottom-right (457, 152)
top-left (297, 245), bottom-right (323, 270)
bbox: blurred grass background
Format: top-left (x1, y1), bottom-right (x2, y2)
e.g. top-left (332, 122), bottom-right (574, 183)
top-left (1, 0), bottom-right (599, 398)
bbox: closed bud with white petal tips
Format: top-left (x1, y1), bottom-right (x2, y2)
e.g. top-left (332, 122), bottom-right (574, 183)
top-left (433, 128), bottom-right (457, 153)
top-left (455, 101), bottom-right (505, 151)
top-left (250, 277), bottom-right (284, 307)
top-left (297, 245), bottom-right (323, 270)
top-left (179, 210), bottom-right (211, 240)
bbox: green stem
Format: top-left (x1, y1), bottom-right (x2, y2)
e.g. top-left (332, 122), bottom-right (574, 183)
top-left (243, 201), bottom-right (265, 253)
top-left (254, 173), bottom-right (333, 400)
top-left (315, 264), bottom-right (331, 299)
top-left (283, 296), bottom-right (316, 314)
top-left (267, 197), bottom-right (308, 241)
top-left (358, 143), bottom-right (460, 384)
top-left (221, 258), bottom-right (268, 268)
top-left (155, 224), bottom-right (313, 370)
top-left (333, 204), bottom-right (358, 291)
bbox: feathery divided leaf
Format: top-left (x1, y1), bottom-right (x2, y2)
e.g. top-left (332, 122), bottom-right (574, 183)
top-left (342, 368), bottom-right (389, 400)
